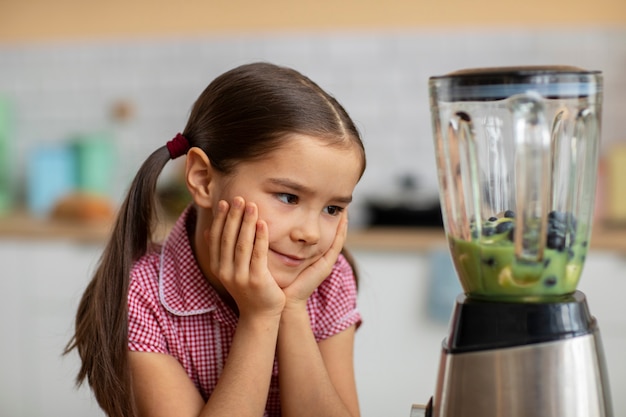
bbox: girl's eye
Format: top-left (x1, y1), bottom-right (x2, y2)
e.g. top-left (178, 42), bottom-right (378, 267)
top-left (276, 193), bottom-right (298, 204)
top-left (324, 206), bottom-right (344, 216)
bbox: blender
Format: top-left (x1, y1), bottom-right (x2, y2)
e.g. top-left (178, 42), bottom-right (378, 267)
top-left (411, 66), bottom-right (613, 416)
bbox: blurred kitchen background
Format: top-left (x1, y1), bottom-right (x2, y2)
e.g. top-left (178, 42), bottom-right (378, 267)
top-left (1, 1), bottom-right (626, 416)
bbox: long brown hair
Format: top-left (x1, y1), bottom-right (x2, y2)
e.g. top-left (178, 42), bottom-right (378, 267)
top-left (65, 62), bottom-right (366, 417)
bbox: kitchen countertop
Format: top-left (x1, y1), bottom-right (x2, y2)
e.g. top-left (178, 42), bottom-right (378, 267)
top-left (0, 211), bottom-right (445, 249)
top-left (1, 211), bottom-right (626, 254)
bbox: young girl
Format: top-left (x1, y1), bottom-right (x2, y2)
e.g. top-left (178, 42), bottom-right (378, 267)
top-left (66, 62), bottom-right (366, 417)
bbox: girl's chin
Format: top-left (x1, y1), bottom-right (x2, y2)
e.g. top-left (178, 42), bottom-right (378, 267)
top-left (270, 269), bottom-right (300, 289)
top-left (268, 261), bottom-right (304, 288)
top-left (268, 254), bottom-right (323, 288)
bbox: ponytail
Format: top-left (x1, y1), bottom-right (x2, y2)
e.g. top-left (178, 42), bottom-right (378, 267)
top-left (65, 146), bottom-right (172, 417)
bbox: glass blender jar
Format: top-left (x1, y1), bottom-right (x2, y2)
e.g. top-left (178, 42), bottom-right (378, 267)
top-left (410, 66), bottom-right (612, 417)
top-left (430, 66), bottom-right (602, 301)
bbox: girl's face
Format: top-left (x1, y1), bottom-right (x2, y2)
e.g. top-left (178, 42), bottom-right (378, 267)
top-left (210, 134), bottom-right (363, 288)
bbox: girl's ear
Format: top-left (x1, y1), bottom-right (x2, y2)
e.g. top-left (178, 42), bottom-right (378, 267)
top-left (185, 147), bottom-right (214, 208)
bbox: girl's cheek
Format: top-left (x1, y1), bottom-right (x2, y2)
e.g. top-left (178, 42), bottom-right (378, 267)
top-left (318, 232), bottom-right (335, 254)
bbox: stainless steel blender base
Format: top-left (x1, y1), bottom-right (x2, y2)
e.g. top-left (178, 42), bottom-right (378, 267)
top-left (432, 331), bottom-right (612, 417)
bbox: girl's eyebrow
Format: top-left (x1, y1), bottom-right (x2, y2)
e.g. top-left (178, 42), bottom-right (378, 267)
top-left (267, 178), bottom-right (353, 204)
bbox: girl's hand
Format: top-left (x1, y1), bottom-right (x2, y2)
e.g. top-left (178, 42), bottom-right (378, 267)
top-left (282, 211), bottom-right (349, 308)
top-left (208, 197), bottom-right (286, 318)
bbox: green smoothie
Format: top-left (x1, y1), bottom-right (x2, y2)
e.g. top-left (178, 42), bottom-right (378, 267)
top-left (449, 212), bottom-right (588, 301)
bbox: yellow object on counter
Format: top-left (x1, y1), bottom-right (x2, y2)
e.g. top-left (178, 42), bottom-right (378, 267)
top-left (606, 144), bottom-right (626, 224)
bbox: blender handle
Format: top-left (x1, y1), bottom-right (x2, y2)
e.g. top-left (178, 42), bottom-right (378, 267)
top-left (447, 111), bottom-right (482, 241)
top-left (570, 107), bottom-right (601, 243)
top-left (509, 93), bottom-right (551, 262)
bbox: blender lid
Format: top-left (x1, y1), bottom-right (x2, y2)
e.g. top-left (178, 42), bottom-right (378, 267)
top-left (429, 65), bottom-right (602, 101)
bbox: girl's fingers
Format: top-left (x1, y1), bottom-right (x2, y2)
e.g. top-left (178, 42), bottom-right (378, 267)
top-left (331, 211), bottom-right (349, 254)
top-left (219, 196), bottom-right (245, 266)
top-left (206, 197), bottom-right (283, 316)
top-left (209, 197), bottom-right (260, 286)
top-left (233, 202), bottom-right (259, 281)
top-left (208, 199), bottom-right (229, 274)
top-left (284, 211), bottom-right (349, 303)
top-left (249, 219), bottom-right (269, 280)
top-left (322, 214), bottom-right (347, 270)
top-left (315, 210), bottom-right (348, 269)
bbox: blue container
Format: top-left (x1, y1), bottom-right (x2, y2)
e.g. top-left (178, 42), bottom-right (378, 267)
top-left (26, 144), bottom-right (77, 216)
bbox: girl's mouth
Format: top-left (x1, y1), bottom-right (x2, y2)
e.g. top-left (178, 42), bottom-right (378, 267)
top-left (270, 249), bottom-right (305, 267)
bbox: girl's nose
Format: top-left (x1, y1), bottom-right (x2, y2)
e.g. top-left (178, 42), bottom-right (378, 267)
top-left (291, 211), bottom-right (321, 244)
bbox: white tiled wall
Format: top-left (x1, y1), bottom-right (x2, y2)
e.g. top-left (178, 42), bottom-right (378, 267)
top-left (1, 28), bottom-right (625, 224)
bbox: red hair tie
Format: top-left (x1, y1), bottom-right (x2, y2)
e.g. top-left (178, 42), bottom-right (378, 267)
top-left (166, 133), bottom-right (190, 159)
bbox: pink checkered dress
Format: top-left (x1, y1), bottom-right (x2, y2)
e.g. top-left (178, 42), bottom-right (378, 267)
top-left (128, 207), bottom-right (361, 416)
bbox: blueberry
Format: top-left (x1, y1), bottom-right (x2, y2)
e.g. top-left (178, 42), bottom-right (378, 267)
top-left (544, 276), bottom-right (558, 287)
top-left (482, 227), bottom-right (496, 237)
top-left (548, 229), bottom-right (565, 238)
top-left (549, 211), bottom-right (577, 231)
top-left (543, 258), bottom-right (551, 267)
top-left (548, 211), bottom-right (567, 222)
top-left (548, 220), bottom-right (566, 234)
top-left (471, 229), bottom-right (479, 239)
top-left (504, 210), bottom-right (516, 218)
top-left (546, 220), bottom-right (575, 249)
top-left (488, 216), bottom-right (498, 222)
top-left (582, 241), bottom-right (588, 247)
top-left (547, 233), bottom-right (566, 251)
top-left (495, 221), bottom-right (514, 234)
